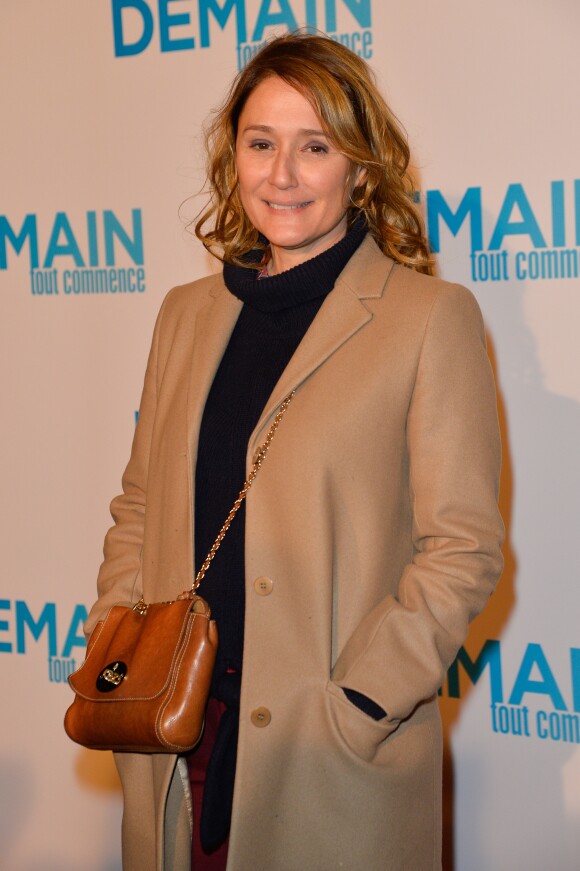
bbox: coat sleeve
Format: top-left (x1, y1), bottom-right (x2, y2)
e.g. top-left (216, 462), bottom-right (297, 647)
top-left (332, 283), bottom-right (504, 729)
top-left (84, 291), bottom-right (172, 637)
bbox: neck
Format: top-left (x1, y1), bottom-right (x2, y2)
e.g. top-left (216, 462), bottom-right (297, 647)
top-left (223, 213), bottom-right (368, 314)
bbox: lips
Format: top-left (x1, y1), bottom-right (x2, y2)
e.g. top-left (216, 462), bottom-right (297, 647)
top-left (266, 201), bottom-right (312, 210)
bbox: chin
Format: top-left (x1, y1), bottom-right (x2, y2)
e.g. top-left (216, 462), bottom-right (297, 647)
top-left (266, 234), bottom-right (311, 249)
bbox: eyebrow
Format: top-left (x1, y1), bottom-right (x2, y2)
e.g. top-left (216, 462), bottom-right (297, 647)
top-left (240, 124), bottom-right (329, 137)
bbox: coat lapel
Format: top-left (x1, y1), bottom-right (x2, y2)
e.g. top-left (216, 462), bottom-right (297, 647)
top-left (247, 236), bottom-right (395, 457)
top-left (186, 278), bottom-right (243, 496)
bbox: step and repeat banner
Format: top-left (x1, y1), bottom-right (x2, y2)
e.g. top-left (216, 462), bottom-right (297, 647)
top-left (1, 2), bottom-right (579, 869)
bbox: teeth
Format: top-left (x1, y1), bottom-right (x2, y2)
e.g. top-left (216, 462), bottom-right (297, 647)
top-left (268, 202), bottom-right (310, 210)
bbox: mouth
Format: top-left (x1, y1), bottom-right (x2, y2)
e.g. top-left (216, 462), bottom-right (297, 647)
top-left (265, 201), bottom-right (312, 210)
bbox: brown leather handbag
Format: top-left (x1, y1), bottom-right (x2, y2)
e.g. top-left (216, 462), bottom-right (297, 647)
top-left (64, 392), bottom-right (294, 753)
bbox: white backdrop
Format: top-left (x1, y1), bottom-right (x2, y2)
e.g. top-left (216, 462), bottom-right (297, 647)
top-left (1, 2), bottom-right (579, 869)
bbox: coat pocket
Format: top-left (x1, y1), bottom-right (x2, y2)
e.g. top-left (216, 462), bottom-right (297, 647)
top-left (325, 680), bottom-right (399, 763)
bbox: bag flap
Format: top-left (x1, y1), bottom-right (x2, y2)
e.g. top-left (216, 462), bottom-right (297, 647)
top-left (68, 599), bottom-right (203, 702)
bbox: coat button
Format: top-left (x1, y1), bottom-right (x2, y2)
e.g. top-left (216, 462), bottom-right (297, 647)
top-left (254, 576), bottom-right (274, 596)
top-left (251, 707), bottom-right (271, 728)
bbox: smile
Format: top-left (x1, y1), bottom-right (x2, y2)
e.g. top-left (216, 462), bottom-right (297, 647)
top-left (266, 201), bottom-right (312, 210)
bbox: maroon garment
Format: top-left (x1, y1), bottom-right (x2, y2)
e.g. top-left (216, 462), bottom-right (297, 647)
top-left (187, 698), bottom-right (229, 870)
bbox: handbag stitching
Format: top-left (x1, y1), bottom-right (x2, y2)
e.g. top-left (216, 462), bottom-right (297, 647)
top-left (155, 611), bottom-right (200, 750)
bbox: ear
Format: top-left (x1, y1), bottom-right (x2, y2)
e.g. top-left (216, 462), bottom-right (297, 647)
top-left (352, 165), bottom-right (367, 189)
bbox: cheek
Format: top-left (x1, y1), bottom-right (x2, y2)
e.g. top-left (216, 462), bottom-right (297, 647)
top-left (236, 159), bottom-right (261, 201)
top-left (325, 159), bottom-right (352, 193)
top-left (328, 169), bottom-right (353, 208)
top-left (235, 168), bottom-right (260, 222)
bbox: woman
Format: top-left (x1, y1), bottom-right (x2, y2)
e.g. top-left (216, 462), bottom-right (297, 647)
top-left (86, 32), bottom-right (504, 871)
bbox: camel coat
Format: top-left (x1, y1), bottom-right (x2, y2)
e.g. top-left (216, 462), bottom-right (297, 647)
top-left (86, 235), bottom-right (504, 871)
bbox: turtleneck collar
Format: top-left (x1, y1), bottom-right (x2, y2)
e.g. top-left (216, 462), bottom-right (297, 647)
top-left (223, 215), bottom-right (367, 313)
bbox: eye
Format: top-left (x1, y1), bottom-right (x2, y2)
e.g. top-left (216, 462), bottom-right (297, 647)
top-left (250, 140), bottom-right (272, 150)
top-left (305, 143), bottom-right (329, 154)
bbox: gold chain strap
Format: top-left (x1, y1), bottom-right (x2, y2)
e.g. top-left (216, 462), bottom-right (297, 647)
top-left (191, 390), bottom-right (295, 593)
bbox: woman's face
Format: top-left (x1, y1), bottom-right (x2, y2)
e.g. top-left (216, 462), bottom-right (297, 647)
top-left (235, 75), bottom-right (360, 274)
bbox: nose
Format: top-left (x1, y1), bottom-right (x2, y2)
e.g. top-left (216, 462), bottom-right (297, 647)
top-left (268, 148), bottom-right (297, 189)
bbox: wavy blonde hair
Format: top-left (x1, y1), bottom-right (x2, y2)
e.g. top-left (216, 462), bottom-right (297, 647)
top-left (195, 32), bottom-right (433, 275)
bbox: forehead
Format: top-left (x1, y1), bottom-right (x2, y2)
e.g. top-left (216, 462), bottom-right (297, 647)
top-left (238, 76), bottom-right (324, 132)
